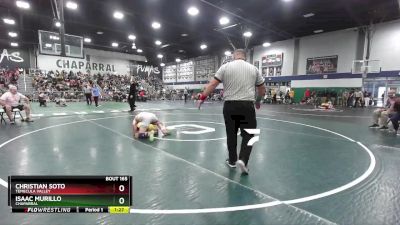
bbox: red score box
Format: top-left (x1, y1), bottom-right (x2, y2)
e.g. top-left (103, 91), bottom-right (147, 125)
top-left (9, 176), bottom-right (132, 196)
top-left (32, 183), bottom-right (130, 195)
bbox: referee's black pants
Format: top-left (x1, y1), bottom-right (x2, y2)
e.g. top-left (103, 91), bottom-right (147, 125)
top-left (223, 101), bottom-right (257, 166)
top-left (85, 93), bottom-right (92, 105)
top-left (128, 95), bottom-right (136, 111)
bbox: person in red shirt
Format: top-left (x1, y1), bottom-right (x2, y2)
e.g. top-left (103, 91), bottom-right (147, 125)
top-left (304, 89), bottom-right (311, 100)
top-left (138, 90), bottom-right (146, 101)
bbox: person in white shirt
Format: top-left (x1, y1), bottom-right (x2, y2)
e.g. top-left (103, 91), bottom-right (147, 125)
top-left (0, 85), bottom-right (33, 123)
top-left (197, 49), bottom-right (266, 175)
top-left (354, 89), bottom-right (364, 108)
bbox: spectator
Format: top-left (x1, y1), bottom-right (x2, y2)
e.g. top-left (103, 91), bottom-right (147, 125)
top-left (38, 92), bottom-right (47, 107)
top-left (83, 84), bottom-right (92, 105)
top-left (369, 91), bottom-right (398, 129)
top-left (285, 90), bottom-right (290, 103)
top-left (0, 73), bottom-right (5, 89)
top-left (92, 84), bottom-right (101, 107)
top-left (382, 92), bottom-right (385, 102)
top-left (0, 85), bottom-right (33, 124)
top-left (304, 88), bottom-right (311, 100)
top-left (348, 89), bottom-right (355, 107)
top-left (389, 99), bottom-right (400, 135)
top-left (354, 89), bottom-right (364, 108)
top-left (138, 89), bottom-right (146, 102)
top-left (29, 70), bottom-right (163, 102)
top-left (183, 88), bottom-right (188, 103)
top-left (0, 68), bottom-right (19, 88)
top-left (289, 89), bottom-right (295, 103)
top-left (342, 90), bottom-right (349, 107)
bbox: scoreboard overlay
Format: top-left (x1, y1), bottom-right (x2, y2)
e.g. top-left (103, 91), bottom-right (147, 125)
top-left (8, 176), bottom-right (132, 213)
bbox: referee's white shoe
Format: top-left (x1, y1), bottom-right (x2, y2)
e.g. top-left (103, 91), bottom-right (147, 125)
top-left (225, 159), bottom-right (236, 168)
top-left (236, 160), bottom-right (249, 175)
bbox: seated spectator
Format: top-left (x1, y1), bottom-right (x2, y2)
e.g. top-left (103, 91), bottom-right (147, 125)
top-left (0, 68), bottom-right (20, 88)
top-left (0, 85), bottom-right (34, 124)
top-left (389, 99), bottom-right (400, 135)
top-left (30, 70), bottom-right (162, 102)
top-left (0, 72), bottom-right (5, 89)
top-left (10, 69), bottom-right (19, 85)
top-left (369, 91), bottom-right (398, 129)
top-left (138, 90), bottom-right (146, 102)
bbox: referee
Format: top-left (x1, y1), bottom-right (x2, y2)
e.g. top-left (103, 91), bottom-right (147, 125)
top-left (198, 49), bottom-right (266, 175)
top-left (128, 79), bottom-right (137, 112)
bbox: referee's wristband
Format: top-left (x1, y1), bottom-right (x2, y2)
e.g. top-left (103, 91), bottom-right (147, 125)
top-left (199, 94), bottom-right (207, 101)
top-left (256, 96), bottom-right (263, 103)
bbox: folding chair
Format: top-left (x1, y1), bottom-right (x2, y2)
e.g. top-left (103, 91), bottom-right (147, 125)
top-left (0, 108), bottom-right (5, 124)
top-left (12, 108), bottom-right (24, 122)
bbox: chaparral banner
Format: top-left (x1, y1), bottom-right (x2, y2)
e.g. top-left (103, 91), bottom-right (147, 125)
top-left (37, 53), bottom-right (130, 75)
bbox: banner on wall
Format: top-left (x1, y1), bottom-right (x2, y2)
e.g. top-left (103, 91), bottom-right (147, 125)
top-left (162, 65), bottom-right (177, 83)
top-left (0, 48), bottom-right (30, 69)
top-left (261, 53), bottom-right (283, 67)
top-left (261, 53), bottom-right (284, 77)
top-left (130, 63), bottom-right (161, 79)
top-left (177, 61), bottom-right (194, 82)
top-left (306, 55), bottom-right (338, 74)
top-left (37, 53), bottom-right (130, 75)
top-left (195, 55), bottom-right (217, 82)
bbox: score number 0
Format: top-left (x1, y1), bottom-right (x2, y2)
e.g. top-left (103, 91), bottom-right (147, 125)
top-left (118, 184), bottom-right (126, 205)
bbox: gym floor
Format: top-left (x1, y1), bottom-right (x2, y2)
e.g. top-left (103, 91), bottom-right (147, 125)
top-left (0, 101), bottom-right (399, 225)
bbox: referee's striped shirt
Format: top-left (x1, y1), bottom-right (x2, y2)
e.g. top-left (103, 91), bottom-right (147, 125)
top-left (214, 59), bottom-right (264, 101)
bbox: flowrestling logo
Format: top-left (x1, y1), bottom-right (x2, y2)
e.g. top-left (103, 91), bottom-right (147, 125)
top-left (0, 49), bottom-right (24, 64)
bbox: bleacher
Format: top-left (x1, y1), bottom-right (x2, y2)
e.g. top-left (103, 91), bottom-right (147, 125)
top-left (17, 73), bottom-right (35, 95)
top-left (16, 69), bottom-right (167, 102)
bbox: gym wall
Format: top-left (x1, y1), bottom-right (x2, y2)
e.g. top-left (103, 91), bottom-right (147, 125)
top-left (253, 39), bottom-right (295, 76)
top-left (252, 19), bottom-right (400, 77)
top-left (297, 29), bottom-right (359, 74)
top-left (291, 78), bottom-right (362, 88)
top-left (368, 19), bottom-right (400, 71)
